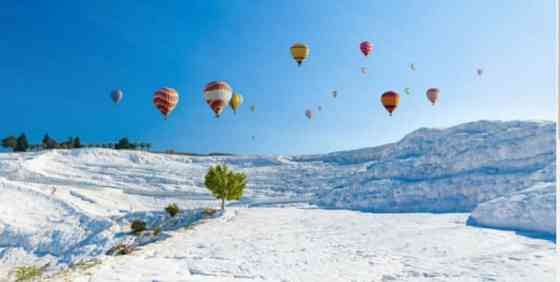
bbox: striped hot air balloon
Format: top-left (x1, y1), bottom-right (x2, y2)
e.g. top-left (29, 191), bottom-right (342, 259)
top-left (229, 92), bottom-right (243, 114)
top-left (426, 88), bottom-right (440, 105)
top-left (153, 88), bottom-right (179, 120)
top-left (204, 81), bottom-right (233, 118)
top-left (305, 109), bottom-right (314, 119)
top-left (290, 43), bottom-right (309, 66)
top-left (381, 91), bottom-right (400, 116)
top-left (110, 89), bottom-right (123, 104)
top-left (360, 41), bottom-right (373, 57)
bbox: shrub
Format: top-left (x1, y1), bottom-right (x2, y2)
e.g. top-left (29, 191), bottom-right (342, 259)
top-left (130, 220), bottom-right (146, 234)
top-left (153, 226), bottom-right (161, 236)
top-left (106, 243), bottom-right (135, 256)
top-left (15, 265), bottom-right (42, 281)
top-left (165, 203), bottom-right (180, 217)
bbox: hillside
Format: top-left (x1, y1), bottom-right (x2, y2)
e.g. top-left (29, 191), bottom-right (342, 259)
top-left (0, 120), bottom-right (556, 280)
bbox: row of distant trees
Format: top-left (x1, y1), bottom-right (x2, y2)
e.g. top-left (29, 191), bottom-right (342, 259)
top-left (1, 134), bottom-right (152, 152)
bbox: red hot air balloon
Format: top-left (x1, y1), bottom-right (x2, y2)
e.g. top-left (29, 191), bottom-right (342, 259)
top-left (426, 88), bottom-right (440, 105)
top-left (360, 41), bottom-right (373, 57)
top-left (153, 88), bottom-right (179, 120)
top-left (204, 81), bottom-right (233, 118)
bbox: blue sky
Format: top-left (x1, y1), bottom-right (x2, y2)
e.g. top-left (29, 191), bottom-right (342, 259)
top-left (0, 1), bottom-right (556, 155)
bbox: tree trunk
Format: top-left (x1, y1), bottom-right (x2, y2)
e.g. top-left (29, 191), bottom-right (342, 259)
top-left (221, 198), bottom-right (225, 210)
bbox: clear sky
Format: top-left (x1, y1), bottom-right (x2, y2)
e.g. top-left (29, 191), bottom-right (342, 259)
top-left (0, 1), bottom-right (556, 155)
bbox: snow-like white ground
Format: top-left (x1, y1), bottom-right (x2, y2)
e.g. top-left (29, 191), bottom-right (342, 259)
top-left (468, 182), bottom-right (556, 236)
top-left (48, 209), bottom-right (557, 282)
top-left (0, 120), bottom-right (556, 281)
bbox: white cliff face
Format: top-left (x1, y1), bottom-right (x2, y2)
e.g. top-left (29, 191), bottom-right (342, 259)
top-left (468, 182), bottom-right (556, 236)
top-left (313, 120), bottom-right (555, 213)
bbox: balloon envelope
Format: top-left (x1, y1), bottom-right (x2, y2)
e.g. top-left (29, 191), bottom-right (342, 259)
top-left (305, 109), bottom-right (314, 119)
top-left (204, 81), bottom-right (233, 117)
top-left (229, 92), bottom-right (243, 113)
top-left (153, 88), bottom-right (179, 119)
top-left (426, 88), bottom-right (439, 105)
top-left (360, 41), bottom-right (373, 57)
top-left (111, 89), bottom-right (123, 104)
top-left (290, 43), bottom-right (309, 66)
top-left (381, 91), bottom-right (400, 116)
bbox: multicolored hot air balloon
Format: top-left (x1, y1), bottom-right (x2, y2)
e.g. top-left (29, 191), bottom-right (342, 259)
top-left (153, 88), bottom-right (179, 120)
top-left (305, 109), bottom-right (314, 119)
top-left (332, 90), bottom-right (338, 98)
top-left (204, 81), bottom-right (233, 118)
top-left (110, 89), bottom-right (123, 104)
top-left (290, 43), bottom-right (309, 66)
top-left (250, 105), bottom-right (256, 112)
top-left (229, 92), bottom-right (243, 114)
top-left (361, 67), bottom-right (368, 75)
top-left (360, 41), bottom-right (373, 57)
top-left (381, 91), bottom-right (400, 116)
top-left (426, 88), bottom-right (439, 105)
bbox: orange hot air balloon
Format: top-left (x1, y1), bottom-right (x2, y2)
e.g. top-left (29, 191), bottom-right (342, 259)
top-left (380, 91), bottom-right (400, 116)
top-left (426, 88), bottom-right (440, 105)
top-left (153, 88), bottom-right (179, 120)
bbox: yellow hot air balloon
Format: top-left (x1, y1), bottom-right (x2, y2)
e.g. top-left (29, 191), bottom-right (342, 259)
top-left (290, 43), bottom-right (309, 66)
top-left (229, 92), bottom-right (243, 114)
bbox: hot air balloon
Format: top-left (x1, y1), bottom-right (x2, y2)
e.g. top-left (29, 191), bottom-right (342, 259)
top-left (477, 68), bottom-right (483, 76)
top-left (229, 92), bottom-right (243, 114)
top-left (305, 109), bottom-right (314, 119)
top-left (410, 63), bottom-right (416, 71)
top-left (426, 88), bottom-right (439, 105)
top-left (153, 88), bottom-right (179, 120)
top-left (204, 81), bottom-right (233, 118)
top-left (404, 88), bottom-right (411, 95)
top-left (361, 67), bottom-right (368, 75)
top-left (110, 89), bottom-right (123, 104)
top-left (381, 91), bottom-right (400, 116)
top-left (251, 135), bottom-right (255, 141)
top-left (290, 43), bottom-right (309, 66)
top-left (332, 90), bottom-right (338, 98)
top-left (318, 105), bottom-right (322, 111)
top-left (250, 105), bottom-right (256, 112)
top-left (360, 41), bottom-right (373, 57)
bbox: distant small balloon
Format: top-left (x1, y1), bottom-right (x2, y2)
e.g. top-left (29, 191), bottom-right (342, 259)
top-left (360, 41), bottom-right (373, 57)
top-left (305, 109), bottom-right (314, 119)
top-left (331, 90), bottom-right (337, 98)
top-left (404, 88), bottom-right (411, 95)
top-left (426, 88), bottom-right (440, 105)
top-left (477, 68), bottom-right (483, 76)
top-left (110, 89), bottom-right (123, 104)
top-left (250, 105), bottom-right (256, 112)
top-left (318, 105), bottom-right (322, 111)
top-left (410, 64), bottom-right (416, 71)
top-left (361, 67), bottom-right (368, 75)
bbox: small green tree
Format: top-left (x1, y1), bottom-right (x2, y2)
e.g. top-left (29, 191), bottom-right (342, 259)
top-left (14, 134), bottom-right (29, 152)
top-left (165, 203), bottom-right (180, 217)
top-left (1, 136), bottom-right (16, 150)
top-left (204, 164), bottom-right (246, 210)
